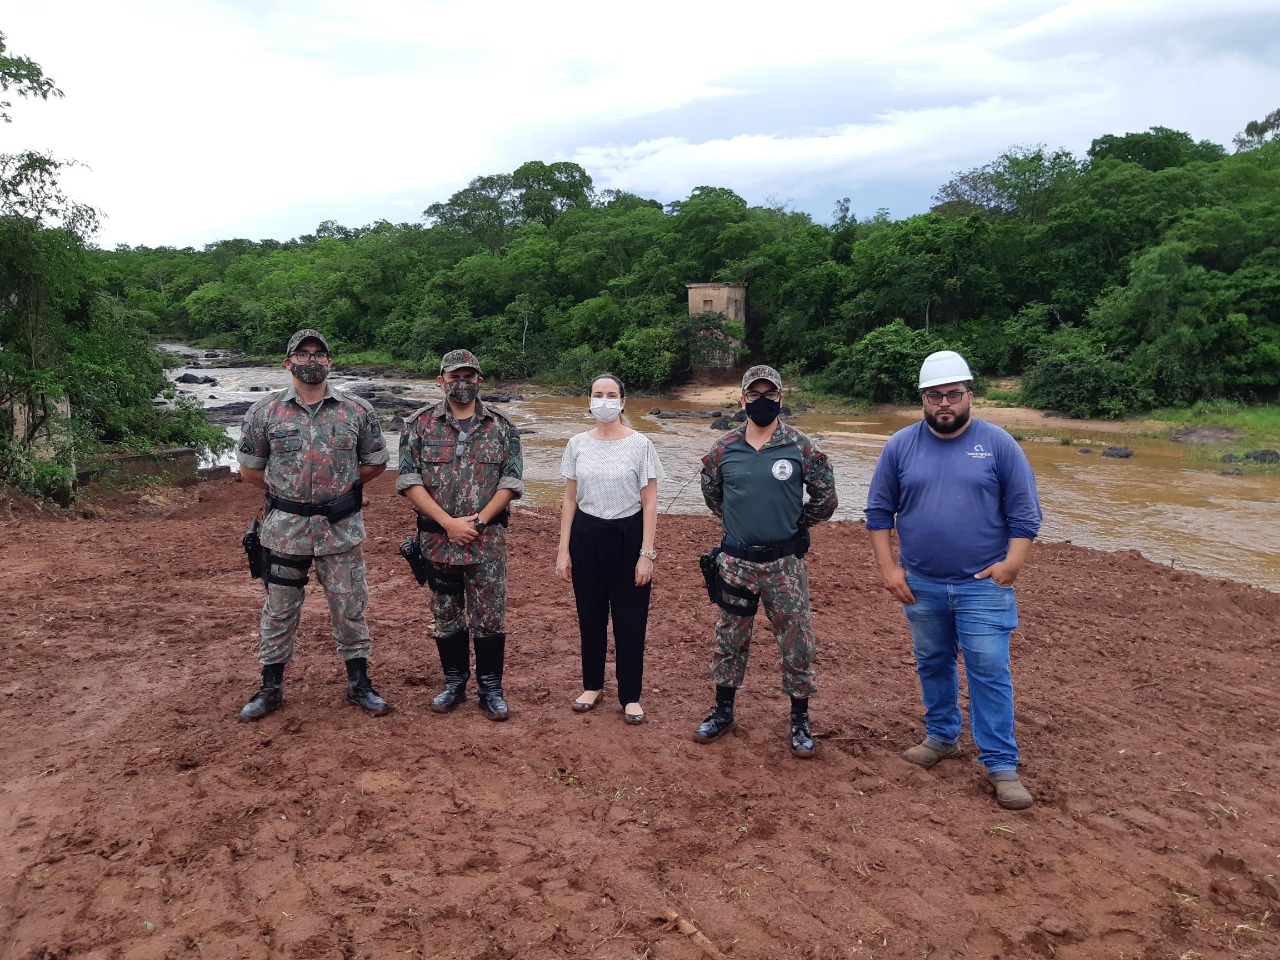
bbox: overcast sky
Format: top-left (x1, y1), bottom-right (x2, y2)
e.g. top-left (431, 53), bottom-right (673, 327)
top-left (5, 0), bottom-right (1278, 249)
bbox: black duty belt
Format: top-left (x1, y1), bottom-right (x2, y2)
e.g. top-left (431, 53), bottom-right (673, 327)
top-left (720, 538), bottom-right (797, 562)
top-left (267, 481), bottom-right (363, 523)
top-left (417, 508), bottom-right (510, 534)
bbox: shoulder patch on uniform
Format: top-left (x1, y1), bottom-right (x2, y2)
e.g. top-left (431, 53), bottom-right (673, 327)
top-left (715, 424), bottom-right (746, 445)
top-left (245, 392), bottom-right (281, 417)
top-left (404, 403), bottom-right (438, 425)
top-left (785, 424), bottom-right (813, 448)
top-left (345, 392), bottom-right (377, 413)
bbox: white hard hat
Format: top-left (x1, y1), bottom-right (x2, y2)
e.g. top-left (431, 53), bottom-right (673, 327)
top-left (918, 350), bottom-right (974, 390)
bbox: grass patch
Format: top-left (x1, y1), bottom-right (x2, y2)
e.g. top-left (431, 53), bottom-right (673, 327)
top-left (780, 381), bottom-right (878, 414)
top-left (984, 388), bottom-right (1022, 406)
top-left (1148, 400), bottom-right (1280, 448)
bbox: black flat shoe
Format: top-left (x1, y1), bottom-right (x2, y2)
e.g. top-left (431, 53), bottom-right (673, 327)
top-left (572, 690), bottom-right (603, 713)
top-left (624, 704), bottom-right (645, 725)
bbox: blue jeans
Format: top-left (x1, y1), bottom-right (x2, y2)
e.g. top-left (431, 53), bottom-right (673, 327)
top-left (902, 572), bottom-right (1020, 774)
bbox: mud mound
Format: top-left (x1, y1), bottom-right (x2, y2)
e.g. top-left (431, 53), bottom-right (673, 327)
top-left (1172, 424), bottom-right (1246, 443)
top-left (1, 474), bottom-right (1277, 959)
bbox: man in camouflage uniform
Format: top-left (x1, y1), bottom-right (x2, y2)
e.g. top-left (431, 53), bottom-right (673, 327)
top-left (236, 329), bottom-right (392, 720)
top-left (695, 364), bottom-right (837, 757)
top-left (397, 349), bottom-right (524, 721)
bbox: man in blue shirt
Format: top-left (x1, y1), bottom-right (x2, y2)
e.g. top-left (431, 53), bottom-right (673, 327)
top-left (864, 351), bottom-right (1042, 810)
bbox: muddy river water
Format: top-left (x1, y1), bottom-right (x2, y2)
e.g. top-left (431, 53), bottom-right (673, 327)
top-left (165, 348), bottom-right (1280, 592)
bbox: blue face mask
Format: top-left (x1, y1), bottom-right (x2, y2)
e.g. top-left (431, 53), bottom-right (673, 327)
top-left (745, 395), bottom-right (780, 427)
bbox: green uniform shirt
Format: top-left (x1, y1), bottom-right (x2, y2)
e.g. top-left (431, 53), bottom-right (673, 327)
top-left (238, 383), bottom-right (389, 556)
top-left (397, 399), bottom-right (524, 565)
top-left (701, 421), bottom-right (837, 545)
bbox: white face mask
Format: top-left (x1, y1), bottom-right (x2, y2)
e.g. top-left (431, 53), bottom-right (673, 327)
top-left (589, 398), bottom-right (623, 423)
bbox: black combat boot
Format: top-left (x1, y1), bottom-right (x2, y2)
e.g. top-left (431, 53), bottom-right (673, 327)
top-left (473, 632), bottom-right (509, 721)
top-left (431, 630), bottom-right (470, 713)
top-left (790, 696), bottom-right (815, 758)
top-left (693, 685), bottom-right (736, 743)
top-left (239, 662), bottom-right (285, 721)
top-left (345, 657), bottom-right (392, 715)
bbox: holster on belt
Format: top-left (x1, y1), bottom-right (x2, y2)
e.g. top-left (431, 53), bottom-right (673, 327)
top-left (400, 531), bottom-right (463, 594)
top-left (704, 541), bottom-right (762, 616)
top-left (699, 545), bottom-right (724, 605)
top-left (399, 535), bottom-right (430, 587)
top-left (244, 510), bottom-right (312, 587)
top-left (243, 516), bottom-right (265, 580)
top-left (794, 524), bottom-right (811, 558)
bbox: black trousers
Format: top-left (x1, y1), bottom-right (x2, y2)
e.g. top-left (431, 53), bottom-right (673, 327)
top-left (568, 509), bottom-right (651, 706)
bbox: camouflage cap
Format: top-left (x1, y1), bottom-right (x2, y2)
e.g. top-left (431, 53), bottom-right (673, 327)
top-left (741, 364), bottom-right (782, 393)
top-left (286, 328), bottom-right (330, 356)
top-left (440, 349), bottom-right (483, 375)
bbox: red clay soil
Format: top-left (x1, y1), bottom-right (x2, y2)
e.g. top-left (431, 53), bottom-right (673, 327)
top-left (2, 473), bottom-right (1278, 960)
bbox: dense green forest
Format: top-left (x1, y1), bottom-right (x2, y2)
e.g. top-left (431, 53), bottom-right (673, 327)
top-left (101, 126), bottom-right (1280, 410)
top-left (98, 122), bottom-right (1280, 416)
top-left (3, 30), bottom-right (1279, 496)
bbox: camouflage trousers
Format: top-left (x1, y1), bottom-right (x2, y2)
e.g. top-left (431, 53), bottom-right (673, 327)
top-left (258, 544), bottom-right (373, 664)
top-left (430, 554), bottom-right (507, 641)
top-left (712, 552), bottom-right (817, 697)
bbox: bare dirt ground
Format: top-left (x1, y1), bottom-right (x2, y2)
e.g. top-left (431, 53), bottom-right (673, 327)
top-left (2, 473), bottom-right (1278, 960)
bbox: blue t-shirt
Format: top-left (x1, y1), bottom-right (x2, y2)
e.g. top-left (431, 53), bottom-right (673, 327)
top-left (864, 419), bottom-right (1042, 583)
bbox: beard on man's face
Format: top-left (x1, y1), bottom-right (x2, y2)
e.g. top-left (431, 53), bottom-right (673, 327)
top-left (923, 406), bottom-right (971, 435)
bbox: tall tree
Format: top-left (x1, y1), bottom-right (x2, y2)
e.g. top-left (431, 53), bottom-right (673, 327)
top-left (511, 161), bottom-right (593, 227)
top-left (1, 33), bottom-right (99, 237)
top-left (2, 33), bottom-right (226, 489)
top-left (1233, 108), bottom-right (1280, 152)
top-left (0, 31), bottom-right (61, 122)
top-left (1087, 126), bottom-right (1225, 172)
top-left (932, 145), bottom-right (1080, 222)
top-left (423, 174), bottom-right (516, 255)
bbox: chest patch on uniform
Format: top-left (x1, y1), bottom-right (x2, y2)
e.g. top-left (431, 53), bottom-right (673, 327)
top-left (771, 459), bottom-right (794, 481)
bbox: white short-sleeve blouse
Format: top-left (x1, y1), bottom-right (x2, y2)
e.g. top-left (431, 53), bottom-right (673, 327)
top-left (559, 431), bottom-right (666, 520)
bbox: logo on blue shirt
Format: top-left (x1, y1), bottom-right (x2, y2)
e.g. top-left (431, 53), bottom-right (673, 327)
top-left (771, 460), bottom-right (794, 480)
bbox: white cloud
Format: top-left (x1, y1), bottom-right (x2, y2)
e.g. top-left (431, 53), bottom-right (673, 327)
top-left (4, 0), bottom-right (1277, 246)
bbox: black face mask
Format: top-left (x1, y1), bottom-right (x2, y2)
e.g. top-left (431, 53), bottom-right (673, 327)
top-left (745, 395), bottom-right (781, 427)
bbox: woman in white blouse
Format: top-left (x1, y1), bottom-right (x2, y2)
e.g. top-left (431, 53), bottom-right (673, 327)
top-left (556, 374), bottom-right (666, 724)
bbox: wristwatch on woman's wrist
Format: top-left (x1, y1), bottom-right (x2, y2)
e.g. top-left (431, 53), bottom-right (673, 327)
top-left (639, 548), bottom-right (658, 560)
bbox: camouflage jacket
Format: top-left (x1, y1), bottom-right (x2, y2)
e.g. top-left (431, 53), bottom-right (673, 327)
top-left (701, 420), bottom-right (837, 546)
top-left (238, 383), bottom-right (389, 556)
top-left (396, 398), bottom-right (524, 564)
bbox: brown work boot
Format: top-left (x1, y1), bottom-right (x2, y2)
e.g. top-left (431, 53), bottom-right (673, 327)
top-left (902, 738), bottom-right (959, 768)
top-left (989, 774), bottom-right (1033, 810)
